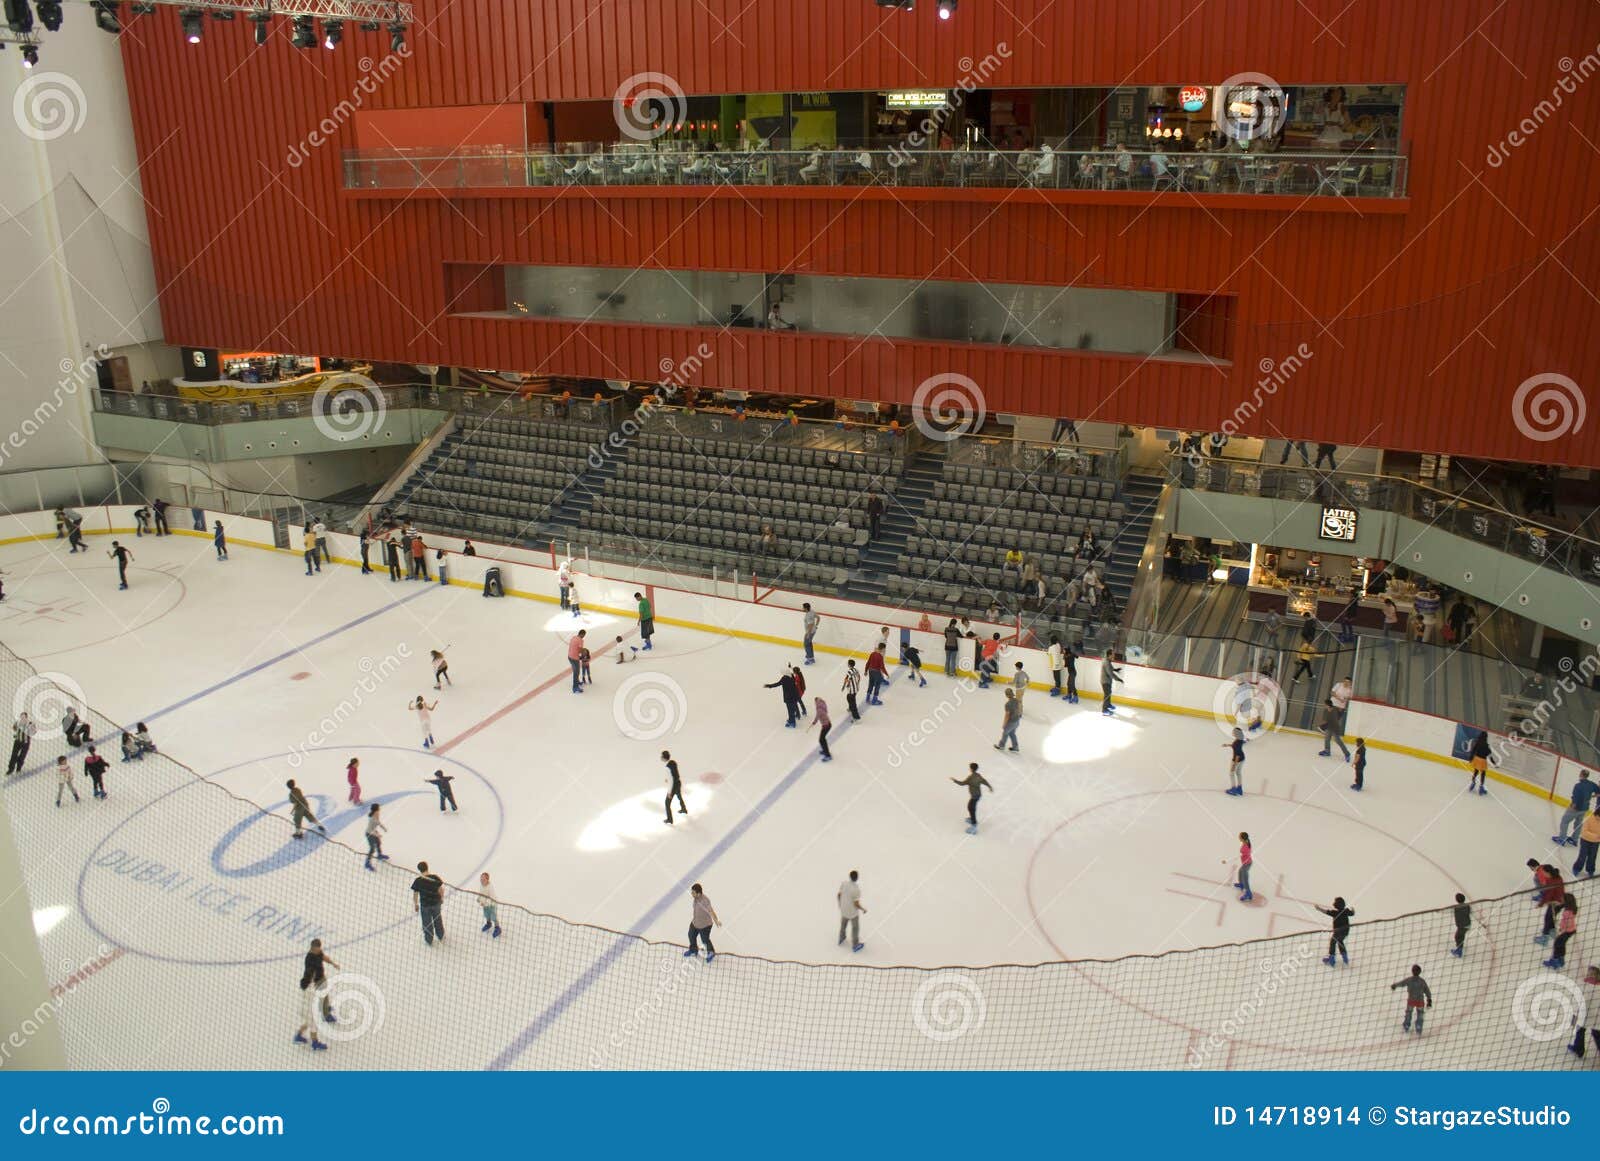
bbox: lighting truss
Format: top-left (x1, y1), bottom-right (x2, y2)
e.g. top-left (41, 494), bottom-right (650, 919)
top-left (0, 26), bottom-right (43, 45)
top-left (63, 0), bottom-right (416, 22)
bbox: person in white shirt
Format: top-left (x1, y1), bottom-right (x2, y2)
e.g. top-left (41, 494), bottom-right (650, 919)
top-left (479, 871), bottom-right (501, 938)
top-left (837, 870), bottom-right (865, 952)
top-left (557, 560), bottom-right (574, 610)
top-left (7, 711), bottom-right (34, 774)
top-left (1047, 635), bottom-right (1066, 698)
top-left (363, 803), bottom-right (387, 872)
top-left (1319, 676), bottom-right (1355, 760)
top-left (313, 518), bottom-right (331, 564)
top-left (767, 303), bottom-right (794, 331)
top-left (55, 755), bottom-right (80, 807)
top-left (802, 603), bottom-right (820, 665)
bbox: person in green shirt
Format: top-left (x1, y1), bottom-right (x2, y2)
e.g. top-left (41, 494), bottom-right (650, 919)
top-left (634, 590), bottom-right (655, 650)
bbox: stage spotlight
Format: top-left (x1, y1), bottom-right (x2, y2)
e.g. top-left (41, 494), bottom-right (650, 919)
top-left (322, 18), bottom-right (341, 49)
top-left (358, 20), bottom-right (379, 31)
top-left (937, 0), bottom-right (957, 17)
top-left (180, 7), bottom-right (202, 42)
top-left (388, 21), bottom-right (404, 52)
top-left (290, 14), bottom-right (314, 47)
top-left (36, 1), bottom-right (62, 32)
top-left (874, 0), bottom-right (914, 9)
top-left (91, 0), bottom-right (122, 33)
top-left (4, 0), bottom-right (34, 34)
top-left (248, 8), bottom-right (269, 44)
top-left (22, 43), bottom-right (38, 67)
top-left (130, 2), bottom-right (155, 12)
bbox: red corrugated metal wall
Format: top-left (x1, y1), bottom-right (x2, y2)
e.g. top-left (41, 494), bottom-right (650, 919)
top-left (118, 0), bottom-right (1600, 465)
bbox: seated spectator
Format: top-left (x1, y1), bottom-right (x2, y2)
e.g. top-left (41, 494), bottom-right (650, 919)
top-left (760, 524), bottom-right (779, 557)
top-left (1002, 547), bottom-right (1023, 582)
top-left (1077, 529), bottom-right (1099, 561)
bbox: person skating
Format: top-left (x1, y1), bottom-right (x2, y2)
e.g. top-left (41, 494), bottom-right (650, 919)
top-left (1389, 965), bottom-right (1433, 1035)
top-left (133, 722), bottom-right (155, 756)
top-left (151, 497), bottom-right (169, 536)
top-left (1100, 652), bottom-right (1124, 715)
top-left (951, 762), bottom-right (993, 835)
top-left (614, 634), bottom-right (637, 664)
top-left (977, 633), bottom-right (1002, 687)
top-left (61, 706), bottom-right (91, 748)
top-left (837, 870), bottom-right (866, 952)
top-left (1230, 831), bottom-right (1255, 901)
top-left (1545, 894), bottom-right (1581, 969)
top-left (765, 669), bottom-right (802, 728)
top-left (363, 803), bottom-right (387, 871)
top-left (425, 769), bottom-right (458, 812)
top-left (662, 750), bottom-right (689, 824)
top-left (431, 649), bottom-right (451, 690)
top-left (683, 883), bottom-right (720, 962)
top-left (54, 755), bottom-right (79, 807)
top-left (1567, 966), bottom-right (1600, 1059)
top-left (1556, 769), bottom-right (1596, 846)
top-left (1350, 737), bottom-right (1368, 791)
top-left (943, 619), bottom-right (961, 677)
top-left (579, 644), bottom-right (593, 686)
top-left (1466, 730), bottom-right (1492, 795)
top-left (635, 591), bottom-right (654, 650)
top-left (1534, 865), bottom-right (1566, 945)
top-left (567, 576), bottom-right (581, 617)
top-left (133, 504), bottom-right (150, 537)
top-left (1222, 728), bottom-right (1247, 796)
top-left (6, 711), bottom-right (33, 775)
top-left (994, 689), bottom-right (1022, 753)
top-left (803, 603), bottom-right (820, 665)
top-left (383, 533), bottom-right (402, 582)
top-left (293, 969), bottom-right (333, 1051)
top-left (346, 757), bottom-right (362, 805)
top-left (904, 641), bottom-right (927, 687)
top-left (812, 697), bottom-right (833, 762)
top-left (842, 660), bottom-right (862, 721)
top-left (478, 871), bottom-right (501, 938)
top-left (409, 533), bottom-right (430, 581)
top-left (358, 525), bottom-right (372, 574)
top-left (1320, 897), bottom-right (1355, 965)
top-left (864, 645), bottom-right (888, 705)
top-left (107, 541), bottom-right (133, 590)
top-left (410, 695), bottom-right (438, 749)
top-left (792, 666), bottom-right (809, 717)
top-left (83, 746), bottom-right (108, 800)
top-left (1451, 893), bottom-right (1471, 957)
top-left (1047, 634), bottom-right (1066, 698)
top-left (1064, 641), bottom-right (1079, 703)
top-left (567, 630), bottom-right (586, 693)
top-left (558, 560), bottom-right (573, 610)
top-left (286, 779), bottom-right (325, 838)
top-left (412, 861), bottom-right (446, 946)
top-left (1316, 702), bottom-right (1349, 762)
top-left (1574, 807), bottom-right (1600, 878)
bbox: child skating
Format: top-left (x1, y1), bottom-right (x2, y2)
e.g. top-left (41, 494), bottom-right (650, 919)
top-left (904, 642), bottom-right (927, 687)
top-left (410, 695), bottom-right (438, 749)
top-left (1389, 965), bottom-right (1432, 1035)
top-left (1320, 896), bottom-right (1355, 965)
top-left (579, 645), bottom-right (593, 686)
top-left (363, 803), bottom-right (387, 871)
top-left (1545, 893), bottom-right (1578, 969)
top-left (1222, 728), bottom-right (1247, 795)
top-left (1236, 832), bottom-right (1254, 901)
top-left (662, 750), bottom-right (689, 825)
top-left (431, 649), bottom-right (451, 690)
top-left (425, 769), bottom-right (458, 812)
top-left (213, 520), bottom-right (228, 560)
top-left (951, 762), bottom-right (993, 835)
top-left (1451, 893), bottom-right (1471, 957)
top-left (1350, 737), bottom-right (1367, 791)
top-left (479, 871), bottom-right (501, 937)
top-left (286, 779), bottom-right (325, 839)
top-left (54, 755), bottom-right (80, 807)
top-left (1467, 730), bottom-right (1492, 795)
top-left (347, 757), bottom-right (362, 805)
top-left (614, 634), bottom-right (637, 664)
top-left (83, 746), bottom-right (108, 800)
top-left (812, 697), bottom-right (833, 762)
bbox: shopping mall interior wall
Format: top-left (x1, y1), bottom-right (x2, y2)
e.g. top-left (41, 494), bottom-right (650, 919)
top-left (0, 18), bottom-right (164, 473)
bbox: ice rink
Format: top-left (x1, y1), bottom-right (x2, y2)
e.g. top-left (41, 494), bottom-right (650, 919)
top-left (1, 526), bottom-right (1592, 1070)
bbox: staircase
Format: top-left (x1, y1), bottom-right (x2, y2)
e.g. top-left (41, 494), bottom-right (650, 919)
top-left (537, 444), bottom-right (633, 539)
top-left (1102, 472), bottom-right (1164, 612)
top-left (840, 447), bottom-right (944, 604)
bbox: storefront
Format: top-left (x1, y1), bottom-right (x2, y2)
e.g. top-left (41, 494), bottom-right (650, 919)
top-left (1246, 544), bottom-right (1434, 635)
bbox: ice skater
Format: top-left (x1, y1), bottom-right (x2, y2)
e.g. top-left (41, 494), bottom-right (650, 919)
top-left (1010, 660), bottom-right (1030, 709)
top-left (302, 525), bottom-right (322, 576)
top-left (635, 591), bottom-right (654, 650)
top-left (567, 630), bottom-right (586, 693)
top-left (1236, 832), bottom-right (1254, 901)
top-left (558, 560), bottom-right (573, 610)
top-left (579, 643), bottom-right (593, 686)
top-left (1567, 966), bottom-right (1600, 1059)
top-left (951, 762), bottom-right (993, 835)
top-left (1350, 738), bottom-right (1368, 792)
top-left (1451, 893), bottom-right (1471, 957)
top-left (411, 861), bottom-right (446, 946)
top-left (107, 541), bottom-right (133, 589)
top-left (1575, 807), bottom-right (1600, 878)
top-left (65, 512), bottom-right (86, 553)
top-left (363, 803), bottom-right (387, 871)
top-left (904, 641), bottom-right (926, 687)
top-left (286, 779), bottom-right (325, 838)
top-left (1063, 641), bottom-right (1079, 703)
top-left (213, 521), bottom-right (228, 560)
top-left (1100, 651), bottom-right (1124, 715)
top-left (614, 634), bottom-right (637, 664)
top-left (61, 706), bottom-right (91, 748)
top-left (6, 711), bottom-right (33, 775)
top-left (1389, 965), bottom-right (1433, 1035)
top-left (384, 533), bottom-right (402, 582)
top-left (791, 666), bottom-right (808, 718)
top-left (1317, 702), bottom-right (1350, 761)
top-left (431, 649), bottom-right (451, 690)
top-left (994, 688), bottom-right (1022, 753)
top-left (346, 757), bottom-right (362, 805)
top-left (294, 970), bottom-right (330, 1052)
top-left (1556, 769), bottom-right (1595, 846)
top-left (1320, 896), bottom-right (1355, 965)
top-left (567, 577), bottom-right (581, 616)
top-left (1535, 864), bottom-right (1565, 945)
top-left (54, 755), bottom-right (79, 807)
top-left (133, 722), bottom-right (155, 756)
top-left (133, 505), bottom-right (150, 537)
top-left (683, 883), bottom-right (720, 962)
top-left (812, 697), bottom-right (833, 762)
top-left (977, 633), bottom-right (1002, 687)
top-left (837, 869), bottom-right (865, 952)
top-left (765, 668), bottom-right (802, 727)
top-left (1466, 730), bottom-right (1492, 795)
top-left (410, 695), bottom-right (438, 749)
top-left (83, 746), bottom-right (107, 800)
top-left (425, 769), bottom-right (458, 813)
top-left (1219, 728), bottom-right (1248, 796)
top-left (842, 660), bottom-right (862, 721)
top-left (803, 603), bottom-right (820, 665)
top-left (944, 619), bottom-right (962, 677)
top-left (662, 750), bottom-right (689, 825)
top-left (479, 871), bottom-right (501, 938)
top-left (864, 645), bottom-right (889, 705)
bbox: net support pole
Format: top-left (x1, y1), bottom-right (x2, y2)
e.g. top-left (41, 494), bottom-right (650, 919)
top-left (0, 786), bottom-right (66, 1068)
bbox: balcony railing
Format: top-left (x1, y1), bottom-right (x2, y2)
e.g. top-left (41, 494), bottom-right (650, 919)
top-left (342, 145), bottom-right (1409, 199)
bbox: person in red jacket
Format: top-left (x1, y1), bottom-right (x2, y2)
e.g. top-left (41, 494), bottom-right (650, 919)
top-left (864, 646), bottom-right (888, 705)
top-left (1534, 864), bottom-right (1565, 946)
top-left (791, 666), bottom-right (809, 719)
top-left (410, 533), bottom-right (430, 581)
